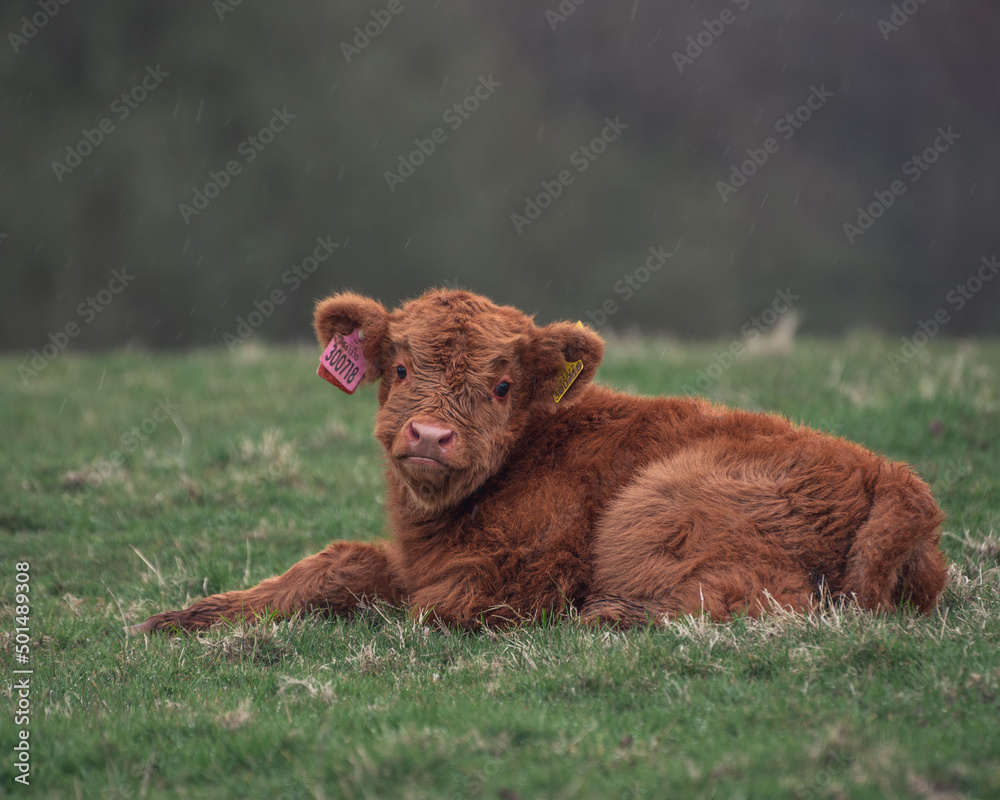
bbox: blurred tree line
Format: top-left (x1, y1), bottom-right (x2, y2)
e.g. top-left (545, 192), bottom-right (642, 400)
top-left (1, 0), bottom-right (998, 352)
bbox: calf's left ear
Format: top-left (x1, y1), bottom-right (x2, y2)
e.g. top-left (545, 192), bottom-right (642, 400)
top-left (524, 321), bottom-right (604, 409)
top-left (313, 291), bottom-right (390, 385)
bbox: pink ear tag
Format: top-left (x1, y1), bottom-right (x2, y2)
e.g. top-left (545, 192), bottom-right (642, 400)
top-left (317, 328), bottom-right (366, 394)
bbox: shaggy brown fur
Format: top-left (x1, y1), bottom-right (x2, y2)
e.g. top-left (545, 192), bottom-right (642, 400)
top-left (130, 289), bottom-right (947, 634)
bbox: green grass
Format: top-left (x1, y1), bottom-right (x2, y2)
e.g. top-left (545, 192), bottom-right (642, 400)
top-left (2, 335), bottom-right (999, 799)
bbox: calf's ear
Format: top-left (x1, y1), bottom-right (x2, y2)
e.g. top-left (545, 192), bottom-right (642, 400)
top-left (524, 321), bottom-right (604, 410)
top-left (313, 291), bottom-right (390, 385)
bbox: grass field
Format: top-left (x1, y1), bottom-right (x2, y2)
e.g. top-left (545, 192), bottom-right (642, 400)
top-left (2, 335), bottom-right (999, 799)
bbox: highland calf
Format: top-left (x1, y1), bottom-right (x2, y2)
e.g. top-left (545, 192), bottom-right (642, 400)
top-left (131, 289), bottom-right (947, 633)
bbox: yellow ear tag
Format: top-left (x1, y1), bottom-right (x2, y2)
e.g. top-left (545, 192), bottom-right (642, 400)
top-left (553, 360), bottom-right (583, 403)
top-left (553, 323), bottom-right (586, 403)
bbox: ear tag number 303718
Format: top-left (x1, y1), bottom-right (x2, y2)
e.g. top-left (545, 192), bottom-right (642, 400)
top-left (318, 328), bottom-right (366, 394)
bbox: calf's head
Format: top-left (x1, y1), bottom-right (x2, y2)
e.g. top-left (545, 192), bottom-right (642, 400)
top-left (314, 289), bottom-right (604, 514)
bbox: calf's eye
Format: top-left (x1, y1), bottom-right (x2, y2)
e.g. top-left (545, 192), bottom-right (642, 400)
top-left (396, 365), bottom-right (407, 380)
top-left (493, 380), bottom-right (510, 399)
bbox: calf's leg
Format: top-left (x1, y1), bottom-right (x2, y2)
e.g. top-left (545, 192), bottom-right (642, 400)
top-left (587, 441), bottom-right (945, 627)
top-left (129, 541), bottom-right (404, 634)
top-left (842, 461), bottom-right (946, 613)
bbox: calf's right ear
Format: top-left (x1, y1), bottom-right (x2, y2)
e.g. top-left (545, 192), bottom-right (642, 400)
top-left (313, 292), bottom-right (390, 385)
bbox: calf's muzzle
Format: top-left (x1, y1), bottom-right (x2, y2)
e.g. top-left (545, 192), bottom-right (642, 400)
top-left (405, 420), bottom-right (457, 463)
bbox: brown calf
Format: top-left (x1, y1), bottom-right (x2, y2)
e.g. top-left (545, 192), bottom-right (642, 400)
top-left (130, 289), bottom-right (947, 633)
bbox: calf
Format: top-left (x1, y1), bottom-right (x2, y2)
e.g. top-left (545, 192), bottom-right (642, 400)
top-left (130, 289), bottom-right (947, 633)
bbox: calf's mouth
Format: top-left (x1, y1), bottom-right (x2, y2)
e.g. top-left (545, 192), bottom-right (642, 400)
top-left (402, 454), bottom-right (449, 470)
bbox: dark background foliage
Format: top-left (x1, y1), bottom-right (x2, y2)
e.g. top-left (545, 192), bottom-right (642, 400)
top-left (2, 0), bottom-right (998, 351)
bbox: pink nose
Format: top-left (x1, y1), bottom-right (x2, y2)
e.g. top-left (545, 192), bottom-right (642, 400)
top-left (406, 421), bottom-right (456, 458)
